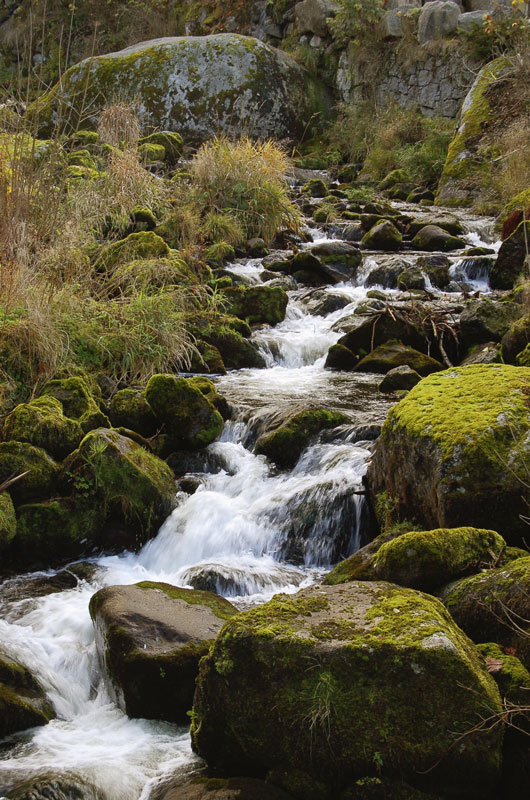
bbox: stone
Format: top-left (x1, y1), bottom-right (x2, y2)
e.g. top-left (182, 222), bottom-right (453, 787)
top-left (397, 267), bottom-right (426, 291)
top-left (377, 168), bottom-right (410, 190)
top-left (255, 408), bottom-right (349, 468)
top-left (33, 36), bottom-right (329, 144)
top-left (324, 343), bottom-right (358, 370)
top-left (0, 649), bottom-right (55, 739)
top-left (460, 298), bottom-right (521, 346)
top-left (361, 220), bottom-right (402, 251)
top-left (440, 557), bottom-right (530, 669)
top-left (457, 10), bottom-right (489, 31)
top-left (192, 582), bottom-right (503, 798)
top-left (323, 526), bottom-right (420, 585)
top-left (365, 256), bottom-right (411, 289)
top-left (0, 442), bottom-right (60, 505)
top-left (222, 286), bottom-right (288, 325)
top-left (459, 342), bottom-right (500, 366)
top-left (40, 376), bottom-right (109, 434)
top-left (0, 491), bottom-right (16, 550)
top-left (367, 365), bottom-right (530, 544)
top-left (501, 316), bottom-right (530, 364)
top-left (109, 389), bottom-right (158, 437)
top-left (6, 774), bottom-right (102, 800)
top-left (137, 131), bottom-right (183, 165)
top-left (2, 396), bottom-right (83, 460)
top-left (490, 222), bottom-right (530, 290)
top-left (183, 313), bottom-right (265, 370)
top-left (407, 216), bottom-right (464, 237)
top-left (355, 341), bottom-right (443, 375)
top-left (336, 310), bottom-right (426, 356)
top-left (379, 364), bottom-right (422, 392)
top-left (149, 777), bottom-right (295, 800)
top-left (418, 1), bottom-right (461, 44)
top-left (412, 225), bottom-right (465, 251)
top-left (379, 7), bottom-right (419, 39)
top-left (294, 0), bottom-right (338, 37)
top-left (89, 582), bottom-right (237, 722)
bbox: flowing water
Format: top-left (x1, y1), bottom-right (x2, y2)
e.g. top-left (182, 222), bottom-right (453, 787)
top-left (0, 200), bottom-right (497, 799)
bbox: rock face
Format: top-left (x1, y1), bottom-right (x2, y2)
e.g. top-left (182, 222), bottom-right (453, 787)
top-left (33, 35), bottom-right (329, 142)
top-left (192, 582), bottom-right (503, 799)
top-left (367, 365), bottom-right (530, 543)
top-left (89, 582), bottom-right (237, 722)
top-left (0, 650), bottom-right (55, 739)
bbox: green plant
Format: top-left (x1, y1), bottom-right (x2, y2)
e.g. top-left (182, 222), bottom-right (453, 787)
top-left (329, 0), bottom-right (385, 46)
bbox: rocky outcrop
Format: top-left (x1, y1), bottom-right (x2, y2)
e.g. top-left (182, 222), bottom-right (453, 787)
top-left (192, 582), bottom-right (503, 798)
top-left (89, 582), bottom-right (237, 722)
top-left (32, 35), bottom-right (329, 143)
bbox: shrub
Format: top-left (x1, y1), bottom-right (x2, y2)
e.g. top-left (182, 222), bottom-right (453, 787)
top-left (329, 0), bottom-right (385, 46)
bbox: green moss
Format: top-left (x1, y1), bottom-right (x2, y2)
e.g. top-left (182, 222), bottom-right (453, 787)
top-left (138, 142), bottom-right (165, 163)
top-left (187, 376), bottom-right (230, 419)
top-left (301, 179), bottom-right (329, 198)
top-left (498, 189), bottom-right (530, 227)
top-left (138, 131), bottom-right (183, 165)
top-left (135, 581), bottom-right (237, 620)
top-left (255, 408), bottom-right (350, 468)
top-left (372, 527), bottom-right (507, 591)
top-left (355, 341), bottom-right (442, 376)
top-left (14, 499), bottom-right (100, 567)
top-left (94, 231), bottom-right (170, 272)
top-left (0, 442), bottom-right (60, 505)
top-left (0, 492), bottom-right (16, 550)
top-left (476, 643), bottom-right (530, 706)
top-left (0, 679), bottom-right (55, 739)
top-left (109, 389), bottom-right (158, 437)
top-left (40, 376), bottom-right (109, 434)
top-left (2, 395), bottom-right (83, 460)
top-left (189, 340), bottom-right (226, 375)
top-left (222, 286), bottom-right (288, 325)
top-left (377, 169), bottom-right (409, 190)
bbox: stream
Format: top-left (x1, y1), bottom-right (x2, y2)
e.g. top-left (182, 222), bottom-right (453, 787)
top-left (0, 198), bottom-right (498, 799)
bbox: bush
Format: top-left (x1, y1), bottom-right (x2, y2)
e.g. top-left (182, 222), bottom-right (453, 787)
top-left (329, 0), bottom-right (385, 46)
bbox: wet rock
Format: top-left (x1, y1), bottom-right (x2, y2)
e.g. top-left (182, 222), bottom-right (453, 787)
top-left (336, 310), bottom-right (426, 355)
top-left (185, 314), bottom-right (266, 370)
top-left (186, 377), bottom-right (231, 421)
top-left (490, 222), bottom-right (530, 290)
top-left (324, 343), bottom-right (358, 371)
top-left (261, 251), bottom-right (294, 273)
top-left (416, 254), bottom-right (451, 289)
top-left (1, 396), bottom-right (83, 461)
top-left (6, 774), bottom-right (103, 800)
top-left (355, 341), bottom-right (442, 375)
top-left (407, 216), bottom-right (464, 237)
top-left (40, 377), bottom-right (109, 434)
top-left (255, 408), bottom-right (350, 468)
top-left (223, 286), bottom-right (288, 325)
top-left (301, 289), bottom-right (351, 316)
top-left (440, 557), bottom-right (530, 669)
top-left (397, 267), bottom-right (426, 291)
top-left (145, 374), bottom-right (224, 452)
top-left (407, 187), bottom-right (435, 204)
top-left (109, 389), bottom-right (158, 437)
top-left (361, 220), bottom-right (402, 251)
top-left (459, 342), bottom-right (500, 366)
top-left (365, 256), bottom-right (411, 288)
top-left (150, 776), bottom-right (295, 800)
top-left (460, 298), bottom-right (521, 346)
top-left (0, 442), bottom-right (60, 505)
top-left (378, 365), bottom-right (421, 392)
top-left (192, 582), bottom-right (503, 798)
top-left (0, 649), bottom-right (55, 739)
top-left (412, 225), bottom-right (465, 251)
top-left (367, 365), bottom-right (530, 544)
top-left (89, 582), bottom-right (237, 722)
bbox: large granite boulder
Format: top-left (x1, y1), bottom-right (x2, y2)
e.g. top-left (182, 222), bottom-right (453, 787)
top-left (418, 1), bottom-right (461, 44)
top-left (89, 582), bottom-right (237, 722)
top-left (367, 364), bottom-right (530, 544)
top-left (32, 35), bottom-right (329, 142)
top-left (192, 582), bottom-right (503, 798)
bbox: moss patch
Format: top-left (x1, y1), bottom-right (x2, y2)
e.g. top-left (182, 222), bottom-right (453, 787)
top-left (255, 408), bottom-right (350, 468)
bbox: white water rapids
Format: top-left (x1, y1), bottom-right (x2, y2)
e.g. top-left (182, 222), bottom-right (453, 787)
top-left (0, 209), bottom-right (497, 799)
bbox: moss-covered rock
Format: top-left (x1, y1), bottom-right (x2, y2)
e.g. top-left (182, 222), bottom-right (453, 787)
top-left (323, 526), bottom-right (419, 585)
top-left (187, 376), bottom-right (230, 420)
top-left (0, 650), bottom-right (55, 739)
top-left (396, 267), bottom-right (425, 291)
top-left (355, 341), bottom-right (442, 376)
top-left (379, 365), bottom-right (421, 393)
top-left (2, 396), bottom-right (83, 460)
top-left (138, 131), bottom-right (183, 165)
top-left (0, 442), bottom-right (60, 505)
top-left (501, 315), bottom-right (530, 364)
top-left (189, 340), bottom-right (227, 375)
top-left (336, 311), bottom-right (425, 357)
top-left (366, 365), bottom-right (530, 543)
top-left (407, 216), bottom-right (465, 238)
top-left (476, 642), bottom-right (530, 708)
top-left (89, 582), bottom-right (237, 723)
top-left (460, 298), bottom-right (522, 347)
top-left (192, 582), bottom-right (503, 798)
top-left (301, 178), bottom-right (329, 198)
top-left (324, 343), bottom-right (358, 371)
top-left (0, 492), bottom-right (16, 551)
top-left (440, 557), bottom-right (530, 669)
top-left (372, 527), bottom-right (506, 592)
top-left (223, 286), bottom-right (288, 325)
top-left (111, 255), bottom-right (197, 294)
top-left (145, 374), bottom-right (223, 453)
top-left (490, 222), bottom-right (530, 290)
top-left (138, 142), bottom-right (165, 163)
top-left (361, 220), bottom-right (402, 251)
top-left (109, 389), bottom-right (158, 437)
top-left (63, 429), bottom-right (175, 547)
top-left (94, 231), bottom-right (170, 272)
top-left (411, 225), bottom-right (465, 252)
top-left (40, 377), bottom-right (109, 434)
top-left (255, 408), bottom-right (350, 468)
top-left (377, 169), bottom-right (410, 191)
top-left (32, 35), bottom-right (329, 143)
top-left (183, 313), bottom-right (265, 370)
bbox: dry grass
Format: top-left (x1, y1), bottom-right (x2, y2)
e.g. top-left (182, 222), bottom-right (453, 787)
top-left (97, 101), bottom-right (141, 147)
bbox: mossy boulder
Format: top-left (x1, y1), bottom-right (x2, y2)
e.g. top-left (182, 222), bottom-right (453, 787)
top-left (460, 298), bottom-right (521, 347)
top-left (109, 389), bottom-right (158, 437)
top-left (187, 376), bottom-right (230, 420)
top-left (32, 35), bottom-right (329, 143)
top-left (355, 341), bottom-right (443, 376)
top-left (440, 557), bottom-right (530, 669)
top-left (138, 142), bottom-right (165, 163)
top-left (301, 178), bottom-right (329, 198)
top-left (0, 492), bottom-right (16, 551)
top-left (490, 222), bottom-right (530, 290)
top-left (191, 582), bottom-right (503, 798)
top-left (111, 256), bottom-right (197, 294)
top-left (94, 231), bottom-right (170, 272)
top-left (501, 315), bottom-right (530, 364)
top-left (324, 343), bottom-right (358, 371)
top-left (361, 221), bottom-right (402, 251)
top-left (0, 650), bottom-right (55, 739)
top-left (189, 340), bottom-right (227, 375)
top-left (379, 365), bottom-right (421, 393)
top-left (138, 131), bottom-right (183, 165)
top-left (223, 286), bottom-right (288, 325)
top-left (476, 642), bottom-right (530, 709)
top-left (377, 169), bottom-right (410, 191)
top-left (2, 396), bottom-right (83, 460)
top-left (63, 429), bottom-right (175, 547)
top-left (145, 374), bottom-right (224, 453)
top-left (89, 582), bottom-right (237, 723)
top-left (372, 527), bottom-right (506, 592)
top-left (40, 377), bottom-right (109, 434)
top-left (411, 225), bottom-right (465, 252)
top-left (323, 526), bottom-right (419, 585)
top-left (396, 267), bottom-right (425, 291)
top-left (407, 216), bottom-right (464, 238)
top-left (0, 442), bottom-right (60, 505)
top-left (367, 365), bottom-right (530, 543)
top-left (336, 311), bottom-right (426, 357)
top-left (183, 313), bottom-right (265, 370)
top-left (13, 499), bottom-right (100, 568)
top-left (255, 408), bottom-right (349, 468)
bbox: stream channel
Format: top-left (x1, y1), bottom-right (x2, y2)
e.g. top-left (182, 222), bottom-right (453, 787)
top-left (0, 196), bottom-right (498, 799)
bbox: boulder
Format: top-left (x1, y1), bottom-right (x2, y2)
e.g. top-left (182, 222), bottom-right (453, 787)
top-left (0, 492), bottom-right (16, 551)
top-left (183, 313), bottom-right (266, 370)
top-left (295, 0), bottom-right (338, 37)
top-left (476, 642), bottom-right (530, 709)
top-left (361, 220), bottom-right (402, 251)
top-left (501, 316), bottom-right (530, 364)
top-left (457, 10), bottom-right (489, 31)
top-left (397, 267), bottom-right (426, 291)
top-left (63, 429), bottom-right (175, 546)
top-left (40, 377), bottom-right (109, 434)
top-left (94, 231), bottom-right (171, 272)
top-left (138, 131), bottom-right (183, 165)
top-left (309, 240), bottom-right (362, 278)
top-left (490, 222), bottom-right (530, 290)
top-left (372, 527), bottom-right (506, 591)
top-left (323, 526), bottom-right (419, 585)
top-left (0, 442), bottom-right (60, 504)
top-left (301, 178), bottom-right (329, 197)
top-left (222, 286), bottom-right (288, 325)
top-left (33, 35), bottom-right (329, 143)
top-left (367, 365), bottom-right (530, 543)
top-left (407, 216), bottom-right (464, 237)
top-left (379, 365), bottom-right (422, 392)
top-left (186, 377), bottom-right (231, 421)
top-left (418, 1), bottom-right (461, 44)
top-left (89, 582), bottom-right (237, 722)
top-left (355, 341), bottom-right (443, 375)
top-left (412, 225), bottom-right (465, 251)
top-left (2, 396), bottom-right (83, 460)
top-left (459, 342), bottom-right (500, 366)
top-left (0, 649), bottom-right (55, 739)
top-left (377, 169), bottom-right (410, 190)
top-left (460, 298), bottom-right (521, 346)
top-left (324, 343), bottom-right (358, 370)
top-left (440, 557), bottom-right (530, 669)
top-left (255, 408), bottom-right (349, 468)
top-left (336, 310), bottom-right (426, 356)
top-left (192, 582), bottom-right (503, 798)
top-left (145, 374), bottom-right (224, 452)
top-left (365, 256), bottom-right (411, 289)
top-left (109, 389), bottom-right (158, 437)
top-left (302, 290), bottom-right (351, 316)
top-left (149, 776), bottom-right (295, 800)
top-left (6, 774), bottom-right (102, 800)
